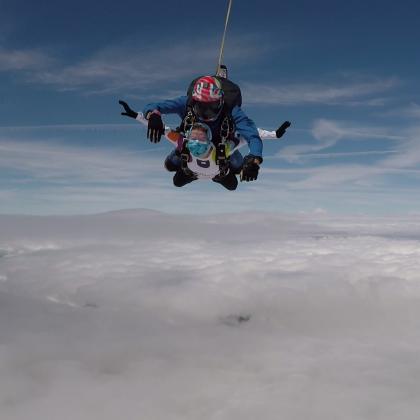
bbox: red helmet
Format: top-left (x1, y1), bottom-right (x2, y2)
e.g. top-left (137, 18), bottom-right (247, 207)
top-left (191, 76), bottom-right (224, 121)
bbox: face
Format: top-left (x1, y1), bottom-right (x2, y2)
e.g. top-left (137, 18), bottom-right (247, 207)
top-left (189, 128), bottom-right (208, 142)
top-left (187, 127), bottom-right (211, 157)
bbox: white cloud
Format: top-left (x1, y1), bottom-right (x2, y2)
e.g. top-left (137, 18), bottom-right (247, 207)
top-left (3, 35), bottom-right (267, 95)
top-left (380, 126), bottom-right (420, 169)
top-left (406, 102), bottom-right (420, 118)
top-left (402, 103), bottom-right (420, 118)
top-left (0, 137), bottom-right (163, 182)
top-left (2, 211), bottom-right (420, 419)
top-left (264, 118), bottom-right (420, 190)
top-left (278, 119), bottom-right (403, 163)
top-left (311, 119), bottom-right (404, 142)
top-left (0, 123), bottom-right (133, 131)
top-left (379, 102), bottom-right (420, 119)
top-left (279, 150), bottom-right (398, 159)
top-left (2, 115), bottom-right (420, 216)
top-left (242, 77), bottom-right (399, 106)
top-left (0, 48), bottom-right (52, 71)
top-left (312, 119), bottom-right (347, 142)
top-left (285, 163), bottom-right (385, 189)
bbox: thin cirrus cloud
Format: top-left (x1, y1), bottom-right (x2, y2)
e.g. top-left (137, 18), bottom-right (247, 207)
top-left (380, 128), bottom-right (420, 169)
top-left (279, 150), bottom-right (399, 160)
top-left (0, 135), bottom-right (179, 215)
top-left (0, 137), bottom-right (163, 182)
top-left (265, 159), bottom-right (420, 191)
top-left (3, 36), bottom-right (268, 95)
top-left (284, 163), bottom-right (386, 189)
top-left (269, 118), bottom-right (420, 189)
top-left (395, 102), bottom-right (420, 119)
top-left (0, 48), bottom-right (53, 71)
top-left (313, 120), bottom-right (420, 172)
top-left (278, 118), bottom-right (404, 163)
top-left (1, 120), bottom-right (417, 214)
top-left (311, 119), bottom-right (404, 142)
top-left (1, 44), bottom-right (204, 93)
top-left (241, 77), bottom-right (399, 106)
top-left (1, 43), bottom-right (400, 108)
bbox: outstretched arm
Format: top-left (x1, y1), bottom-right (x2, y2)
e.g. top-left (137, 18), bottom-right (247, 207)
top-left (141, 97), bottom-right (189, 143)
top-left (276, 121), bottom-right (291, 138)
top-left (119, 100), bottom-right (164, 143)
top-left (120, 107), bottom-right (180, 147)
top-left (258, 121), bottom-right (291, 139)
top-left (119, 100), bottom-right (138, 119)
top-left (142, 96), bottom-right (189, 119)
top-left (231, 106), bottom-right (263, 159)
top-left (120, 100), bottom-right (290, 147)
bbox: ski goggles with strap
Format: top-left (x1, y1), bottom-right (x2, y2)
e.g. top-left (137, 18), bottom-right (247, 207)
top-left (187, 138), bottom-right (212, 157)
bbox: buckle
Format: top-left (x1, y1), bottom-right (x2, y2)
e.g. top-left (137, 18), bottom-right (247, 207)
top-left (181, 152), bottom-right (189, 161)
top-left (216, 144), bottom-right (226, 165)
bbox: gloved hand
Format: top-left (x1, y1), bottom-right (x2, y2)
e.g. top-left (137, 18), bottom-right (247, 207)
top-left (119, 100), bottom-right (138, 119)
top-left (240, 154), bottom-right (262, 182)
top-left (276, 121), bottom-right (291, 138)
top-left (146, 111), bottom-right (165, 143)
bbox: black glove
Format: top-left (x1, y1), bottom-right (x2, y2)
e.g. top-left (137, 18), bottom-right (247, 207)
top-left (119, 100), bottom-right (138, 119)
top-left (240, 154), bottom-right (262, 182)
top-left (147, 112), bottom-right (165, 143)
top-left (276, 121), bottom-right (291, 138)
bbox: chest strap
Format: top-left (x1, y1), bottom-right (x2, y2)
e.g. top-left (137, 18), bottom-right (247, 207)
top-left (180, 139), bottom-right (196, 178)
top-left (215, 143), bottom-right (229, 177)
top-left (180, 111), bottom-right (233, 178)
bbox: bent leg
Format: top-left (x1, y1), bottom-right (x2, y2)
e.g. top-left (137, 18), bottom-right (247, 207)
top-left (212, 172), bottom-right (238, 191)
top-left (164, 150), bottom-right (181, 172)
top-left (173, 170), bottom-right (196, 187)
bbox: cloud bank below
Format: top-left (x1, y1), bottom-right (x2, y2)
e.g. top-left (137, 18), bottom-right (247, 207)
top-left (1, 210), bottom-right (420, 419)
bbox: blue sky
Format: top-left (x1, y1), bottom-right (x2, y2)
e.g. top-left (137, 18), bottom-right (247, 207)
top-left (1, 0), bottom-right (420, 215)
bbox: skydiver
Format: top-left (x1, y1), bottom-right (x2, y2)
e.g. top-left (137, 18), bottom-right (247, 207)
top-left (145, 75), bottom-right (263, 189)
top-left (120, 73), bottom-right (290, 190)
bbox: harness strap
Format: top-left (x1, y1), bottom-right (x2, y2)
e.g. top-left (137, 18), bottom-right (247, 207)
top-left (180, 108), bottom-right (195, 134)
top-left (215, 143), bottom-right (229, 177)
top-left (180, 139), bottom-right (196, 178)
top-left (180, 139), bottom-right (190, 169)
top-left (179, 110), bottom-right (234, 178)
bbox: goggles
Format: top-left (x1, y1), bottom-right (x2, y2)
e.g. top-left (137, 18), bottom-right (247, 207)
top-left (187, 138), bottom-right (211, 157)
top-left (193, 100), bottom-right (223, 121)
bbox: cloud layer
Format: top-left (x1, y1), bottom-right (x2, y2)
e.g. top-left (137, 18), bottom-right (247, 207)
top-left (1, 211), bottom-right (420, 419)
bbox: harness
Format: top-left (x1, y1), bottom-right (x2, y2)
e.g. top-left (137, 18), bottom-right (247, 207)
top-left (215, 111), bottom-right (235, 177)
top-left (179, 137), bottom-right (196, 178)
top-left (178, 105), bottom-right (235, 178)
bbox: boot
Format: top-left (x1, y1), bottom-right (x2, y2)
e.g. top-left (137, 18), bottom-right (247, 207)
top-left (212, 171), bottom-right (238, 191)
top-left (173, 170), bottom-right (197, 187)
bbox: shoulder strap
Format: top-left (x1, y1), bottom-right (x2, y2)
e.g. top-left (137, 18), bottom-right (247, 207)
top-left (178, 106), bottom-right (195, 134)
top-left (179, 138), bottom-right (198, 179)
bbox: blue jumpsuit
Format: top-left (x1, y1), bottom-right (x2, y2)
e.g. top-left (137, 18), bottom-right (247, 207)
top-left (143, 96), bottom-right (263, 174)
